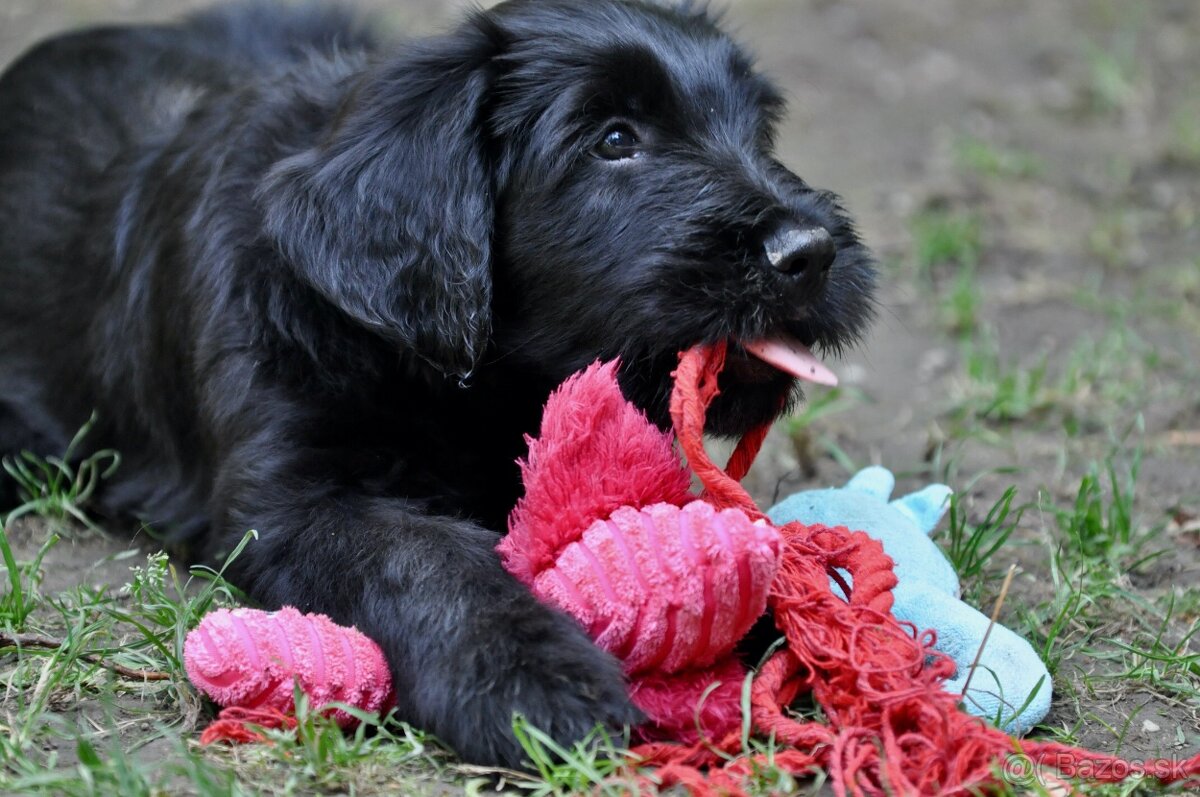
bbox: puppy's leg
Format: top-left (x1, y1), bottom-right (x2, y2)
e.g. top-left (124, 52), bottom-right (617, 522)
top-left (212, 456), bottom-right (639, 767)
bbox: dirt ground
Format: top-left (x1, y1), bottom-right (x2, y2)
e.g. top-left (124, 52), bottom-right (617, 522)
top-left (2, 0), bottom-right (1198, 789)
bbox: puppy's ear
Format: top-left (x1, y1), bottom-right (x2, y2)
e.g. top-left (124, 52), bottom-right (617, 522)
top-left (259, 23), bottom-right (498, 380)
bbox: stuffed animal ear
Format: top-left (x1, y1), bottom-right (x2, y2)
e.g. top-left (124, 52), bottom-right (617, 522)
top-left (891, 485), bottom-right (953, 536)
top-left (258, 21), bottom-right (499, 380)
top-left (844, 466), bottom-right (895, 501)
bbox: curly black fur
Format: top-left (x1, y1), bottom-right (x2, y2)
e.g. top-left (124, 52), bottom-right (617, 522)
top-left (0, 0), bottom-right (875, 765)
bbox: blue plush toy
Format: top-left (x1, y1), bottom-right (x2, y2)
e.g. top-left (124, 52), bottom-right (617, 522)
top-left (768, 466), bottom-right (1051, 735)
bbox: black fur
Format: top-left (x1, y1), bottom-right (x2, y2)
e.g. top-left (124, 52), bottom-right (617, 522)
top-left (0, 0), bottom-right (875, 765)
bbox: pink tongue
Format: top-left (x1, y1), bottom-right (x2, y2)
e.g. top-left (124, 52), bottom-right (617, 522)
top-left (742, 336), bottom-right (838, 387)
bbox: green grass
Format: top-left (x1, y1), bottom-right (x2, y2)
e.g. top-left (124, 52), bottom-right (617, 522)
top-left (1080, 28), bottom-right (1142, 117)
top-left (1052, 454), bottom-right (1141, 563)
top-left (1075, 262), bottom-right (1200, 339)
top-left (0, 512), bottom-right (470, 796)
top-left (1081, 39), bottom-right (1139, 115)
top-left (0, 430), bottom-right (262, 794)
top-left (2, 730), bottom-right (243, 797)
top-left (2, 412), bottom-right (119, 533)
top-left (1087, 208), bottom-right (1143, 269)
top-left (951, 335), bottom-right (1054, 427)
top-left (1078, 1), bottom-right (1146, 119)
top-left (937, 466), bottom-right (1200, 794)
top-left (0, 529), bottom-right (254, 785)
top-left (1166, 98), bottom-right (1200, 165)
top-left (940, 484), bottom-right (1022, 586)
top-left (910, 208), bottom-right (982, 277)
top-left (955, 135), bottom-right (1042, 180)
top-left (509, 714), bottom-right (633, 796)
top-left (1029, 447), bottom-right (1198, 721)
top-left (944, 324), bottom-right (1159, 440)
top-left (1094, 595), bottom-right (1200, 704)
top-left (907, 208), bottom-right (984, 337)
top-left (0, 525), bottom-right (57, 631)
top-left (227, 694), bottom-right (446, 794)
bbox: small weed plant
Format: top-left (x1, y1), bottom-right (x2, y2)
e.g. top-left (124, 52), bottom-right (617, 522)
top-left (2, 413), bottom-right (119, 533)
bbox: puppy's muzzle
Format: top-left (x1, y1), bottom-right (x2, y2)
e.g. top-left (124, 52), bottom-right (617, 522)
top-left (763, 224), bottom-right (836, 276)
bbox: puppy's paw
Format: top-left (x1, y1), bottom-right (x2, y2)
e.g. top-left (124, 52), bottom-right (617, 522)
top-left (502, 611), bottom-right (642, 763)
top-left (413, 599), bottom-right (641, 769)
top-left (355, 519), bottom-right (641, 768)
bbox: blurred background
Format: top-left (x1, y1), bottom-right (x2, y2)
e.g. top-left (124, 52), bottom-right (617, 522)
top-left (2, 0), bottom-right (1198, 775)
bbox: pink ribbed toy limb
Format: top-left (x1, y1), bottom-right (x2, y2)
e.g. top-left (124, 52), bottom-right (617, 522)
top-left (185, 606), bottom-right (394, 738)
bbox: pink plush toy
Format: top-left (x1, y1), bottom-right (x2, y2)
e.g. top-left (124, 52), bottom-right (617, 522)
top-left (498, 361), bottom-right (781, 742)
top-left (185, 360), bottom-right (779, 745)
top-left (184, 606), bottom-right (394, 736)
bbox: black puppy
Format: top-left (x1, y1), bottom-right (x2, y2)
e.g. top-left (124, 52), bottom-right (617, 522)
top-left (0, 0), bottom-right (874, 765)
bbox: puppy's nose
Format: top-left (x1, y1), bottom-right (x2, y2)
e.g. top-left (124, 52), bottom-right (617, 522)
top-left (763, 225), bottom-right (836, 275)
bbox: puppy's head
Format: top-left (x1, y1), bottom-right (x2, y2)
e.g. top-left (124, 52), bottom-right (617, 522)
top-left (487, 0), bottom-right (876, 435)
top-left (262, 0), bottom-right (874, 437)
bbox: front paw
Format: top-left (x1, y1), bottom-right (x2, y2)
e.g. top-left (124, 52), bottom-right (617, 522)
top-left (512, 611), bottom-right (643, 754)
top-left (407, 600), bottom-right (641, 768)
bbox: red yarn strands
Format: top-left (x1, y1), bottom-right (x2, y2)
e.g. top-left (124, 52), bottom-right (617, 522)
top-left (199, 706), bottom-right (298, 745)
top-left (628, 343), bottom-right (1200, 796)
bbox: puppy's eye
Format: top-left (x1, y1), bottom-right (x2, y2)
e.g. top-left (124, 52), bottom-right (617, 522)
top-left (594, 125), bottom-right (641, 160)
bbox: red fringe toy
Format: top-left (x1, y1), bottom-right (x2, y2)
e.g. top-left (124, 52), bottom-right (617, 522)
top-left (623, 342), bottom-right (1200, 796)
